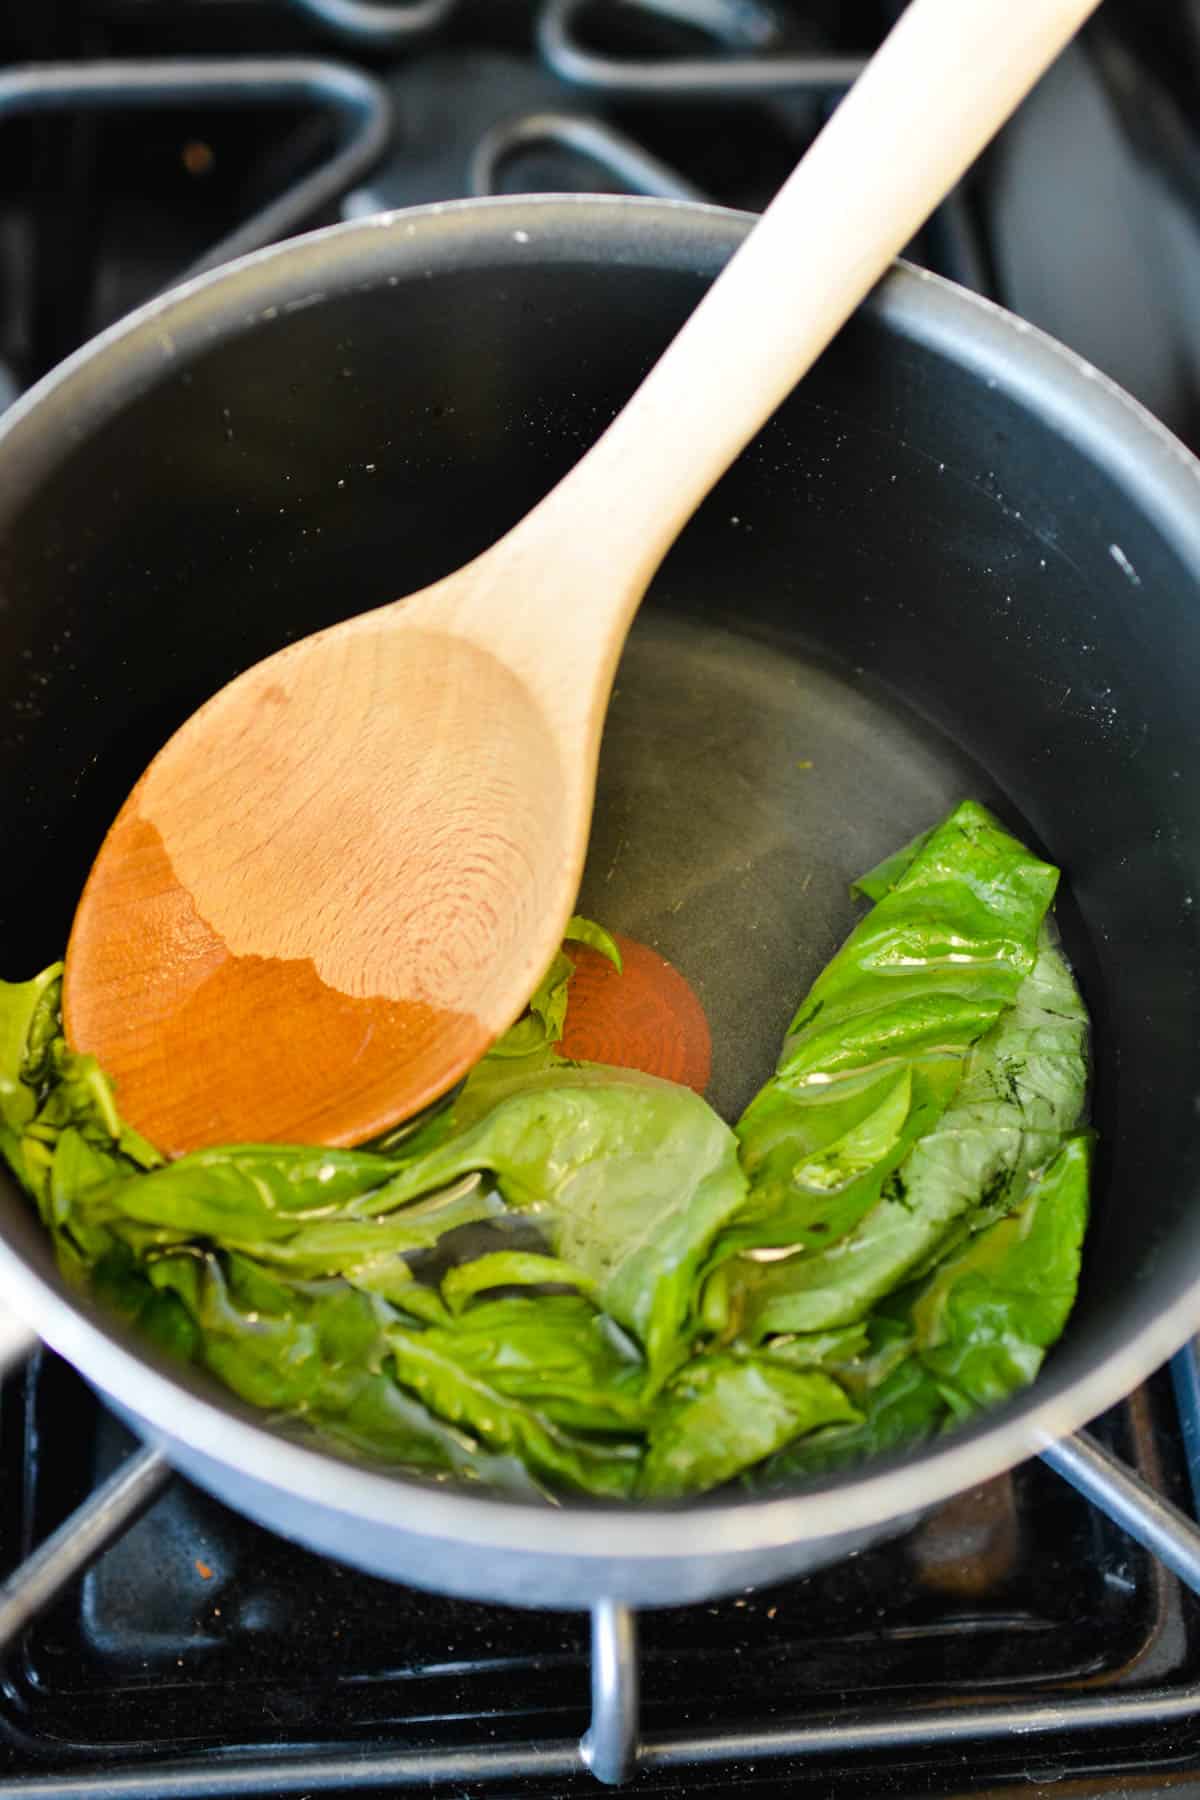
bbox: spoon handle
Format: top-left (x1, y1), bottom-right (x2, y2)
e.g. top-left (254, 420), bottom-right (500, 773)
top-left (518, 0), bottom-right (1101, 601)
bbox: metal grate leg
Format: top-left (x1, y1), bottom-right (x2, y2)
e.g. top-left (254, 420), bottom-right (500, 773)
top-left (1040, 1426), bottom-right (1200, 1594)
top-left (0, 1443), bottom-right (172, 1653)
top-left (581, 1599), bottom-right (640, 1785)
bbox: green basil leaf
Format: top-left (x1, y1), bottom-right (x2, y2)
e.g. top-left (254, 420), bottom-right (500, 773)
top-left (639, 1353), bottom-right (859, 1498)
top-left (441, 1251), bottom-right (598, 1311)
top-left (92, 1143), bottom-right (407, 1242)
top-left (748, 1133), bottom-right (1090, 1485)
top-left (564, 917), bottom-right (623, 971)
top-left (0, 965), bottom-right (63, 1131)
top-left (394, 1292), bottom-right (646, 1432)
top-left (913, 1131), bottom-right (1091, 1406)
top-left (757, 1322), bottom-right (871, 1368)
top-left (385, 1322), bottom-right (640, 1497)
top-left (380, 1066), bottom-right (747, 1381)
top-left (739, 932), bottom-right (1088, 1335)
top-left (224, 1177), bottom-right (504, 1279)
top-left (751, 1355), bottom-right (949, 1484)
top-left (850, 827), bottom-right (935, 902)
top-left (487, 916), bottom-right (622, 1062)
top-left (146, 1248), bottom-right (544, 1489)
top-left (727, 802), bottom-right (1059, 1269)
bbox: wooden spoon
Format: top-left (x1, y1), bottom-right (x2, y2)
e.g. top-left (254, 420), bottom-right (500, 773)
top-left (64, 0), bottom-right (1100, 1155)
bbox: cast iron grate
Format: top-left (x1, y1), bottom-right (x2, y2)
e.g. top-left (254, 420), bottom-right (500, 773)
top-left (4, 1350), bottom-right (1200, 1793)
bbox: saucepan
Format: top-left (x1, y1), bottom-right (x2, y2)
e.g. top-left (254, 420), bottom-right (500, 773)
top-left (0, 196), bottom-right (1198, 1619)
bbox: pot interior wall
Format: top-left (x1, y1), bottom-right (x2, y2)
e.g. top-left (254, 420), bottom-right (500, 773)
top-left (0, 208), bottom-right (1197, 1490)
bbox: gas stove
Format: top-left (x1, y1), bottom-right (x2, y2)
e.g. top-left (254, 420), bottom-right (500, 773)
top-left (4, 3), bottom-right (1200, 1793)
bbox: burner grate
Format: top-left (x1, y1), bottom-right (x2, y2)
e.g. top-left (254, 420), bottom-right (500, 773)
top-left (4, 1352), bottom-right (1200, 1789)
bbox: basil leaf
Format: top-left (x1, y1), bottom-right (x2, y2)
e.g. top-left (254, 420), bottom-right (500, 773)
top-left (727, 801), bottom-right (1059, 1264)
top-left (758, 1322), bottom-right (870, 1368)
top-left (0, 963), bottom-right (62, 1131)
top-left (564, 917), bottom-right (623, 971)
top-left (384, 1321), bottom-right (641, 1497)
top-left (850, 826), bottom-right (935, 902)
top-left (145, 1248), bottom-right (543, 1490)
top-left (750, 1133), bottom-right (1090, 1485)
top-left (487, 916), bottom-right (622, 1061)
top-left (780, 800), bottom-right (1058, 1076)
top-left (90, 1143), bottom-right (408, 1242)
top-left (487, 949), bottom-right (576, 1060)
top-left (299, 1374), bottom-right (547, 1494)
top-left (441, 1251), bottom-right (598, 1311)
top-left (752, 1357), bottom-right (950, 1483)
top-left (379, 1066), bottom-right (748, 1381)
top-left (200, 1185), bottom-right (504, 1306)
top-left (392, 1292), bottom-right (646, 1433)
top-left (739, 932), bottom-right (1088, 1335)
top-left (639, 1353), bottom-right (859, 1498)
top-left (913, 1131), bottom-right (1091, 1406)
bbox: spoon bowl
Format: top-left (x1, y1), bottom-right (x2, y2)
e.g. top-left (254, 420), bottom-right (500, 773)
top-left (64, 605), bottom-right (574, 1149)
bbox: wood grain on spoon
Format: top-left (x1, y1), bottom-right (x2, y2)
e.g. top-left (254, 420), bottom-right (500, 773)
top-left (65, 614), bottom-right (570, 1150)
top-left (64, 0), bottom-right (1101, 1154)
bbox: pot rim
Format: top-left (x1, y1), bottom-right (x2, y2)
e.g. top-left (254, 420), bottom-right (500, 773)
top-left (2, 193), bottom-right (1199, 1564)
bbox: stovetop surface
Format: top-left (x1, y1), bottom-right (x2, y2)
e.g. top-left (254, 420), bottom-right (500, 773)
top-left (3, 2), bottom-right (1200, 1793)
top-left (3, 0), bottom-right (1200, 443)
top-left (4, 1353), bottom-right (1200, 1793)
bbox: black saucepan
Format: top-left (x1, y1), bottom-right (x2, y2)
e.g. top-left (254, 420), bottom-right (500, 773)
top-left (0, 197), bottom-right (1197, 1611)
